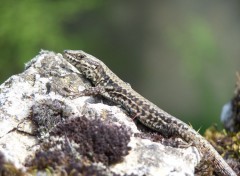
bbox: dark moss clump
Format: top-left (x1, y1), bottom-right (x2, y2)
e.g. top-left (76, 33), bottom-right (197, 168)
top-left (30, 99), bottom-right (66, 136)
top-left (51, 116), bottom-right (131, 165)
top-left (26, 115), bottom-right (131, 175)
top-left (26, 150), bottom-right (123, 176)
top-left (26, 150), bottom-right (138, 176)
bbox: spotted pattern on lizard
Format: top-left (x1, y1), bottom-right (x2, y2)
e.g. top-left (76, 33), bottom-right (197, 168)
top-left (63, 50), bottom-right (236, 176)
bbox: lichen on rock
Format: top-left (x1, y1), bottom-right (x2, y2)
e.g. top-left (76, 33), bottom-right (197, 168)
top-left (0, 50), bottom-right (201, 176)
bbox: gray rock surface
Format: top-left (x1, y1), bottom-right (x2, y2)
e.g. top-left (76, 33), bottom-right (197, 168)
top-left (0, 50), bottom-right (201, 176)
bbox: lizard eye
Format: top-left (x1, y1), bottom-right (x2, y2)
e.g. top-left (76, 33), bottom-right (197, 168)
top-left (78, 54), bottom-right (86, 59)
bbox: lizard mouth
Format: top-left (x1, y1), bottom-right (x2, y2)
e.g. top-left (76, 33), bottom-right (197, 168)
top-left (63, 50), bottom-right (86, 62)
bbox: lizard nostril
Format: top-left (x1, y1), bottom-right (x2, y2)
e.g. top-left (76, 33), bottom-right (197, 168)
top-left (80, 54), bottom-right (86, 59)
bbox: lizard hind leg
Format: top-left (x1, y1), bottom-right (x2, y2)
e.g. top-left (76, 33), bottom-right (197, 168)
top-left (161, 137), bottom-right (192, 148)
top-left (78, 86), bottom-right (106, 97)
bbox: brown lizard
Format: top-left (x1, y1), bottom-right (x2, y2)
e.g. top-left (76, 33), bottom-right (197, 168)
top-left (63, 50), bottom-right (237, 176)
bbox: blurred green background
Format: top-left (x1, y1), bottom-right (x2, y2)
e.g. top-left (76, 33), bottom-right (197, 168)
top-left (1, 1), bottom-right (240, 133)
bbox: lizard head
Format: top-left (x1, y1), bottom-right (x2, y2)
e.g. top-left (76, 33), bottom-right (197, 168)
top-left (63, 50), bottom-right (106, 85)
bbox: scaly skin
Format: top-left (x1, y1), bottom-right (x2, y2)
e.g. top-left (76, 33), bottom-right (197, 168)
top-left (63, 50), bottom-right (236, 176)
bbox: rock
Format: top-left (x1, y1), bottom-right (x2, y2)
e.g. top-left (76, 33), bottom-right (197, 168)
top-left (0, 50), bottom-right (200, 176)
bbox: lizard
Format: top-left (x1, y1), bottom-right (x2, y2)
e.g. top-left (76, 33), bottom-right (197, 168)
top-left (63, 50), bottom-right (237, 176)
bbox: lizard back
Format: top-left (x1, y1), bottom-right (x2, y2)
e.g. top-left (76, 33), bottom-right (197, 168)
top-left (63, 50), bottom-right (236, 176)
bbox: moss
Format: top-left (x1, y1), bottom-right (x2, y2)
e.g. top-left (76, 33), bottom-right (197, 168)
top-left (0, 152), bottom-right (24, 176)
top-left (25, 116), bottom-right (132, 175)
top-left (26, 150), bottom-right (118, 176)
top-left (203, 126), bottom-right (240, 175)
top-left (50, 116), bottom-right (131, 165)
top-left (26, 149), bottom-right (137, 176)
top-left (30, 99), bottom-right (66, 137)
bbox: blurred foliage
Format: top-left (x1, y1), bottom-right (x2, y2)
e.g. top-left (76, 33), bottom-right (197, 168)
top-left (0, 1), bottom-right (102, 82)
top-left (166, 18), bottom-right (227, 130)
top-left (1, 1), bottom-right (240, 132)
top-left (170, 19), bottom-right (220, 76)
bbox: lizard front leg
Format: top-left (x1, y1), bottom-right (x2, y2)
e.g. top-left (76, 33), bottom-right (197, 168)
top-left (64, 85), bottom-right (107, 99)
